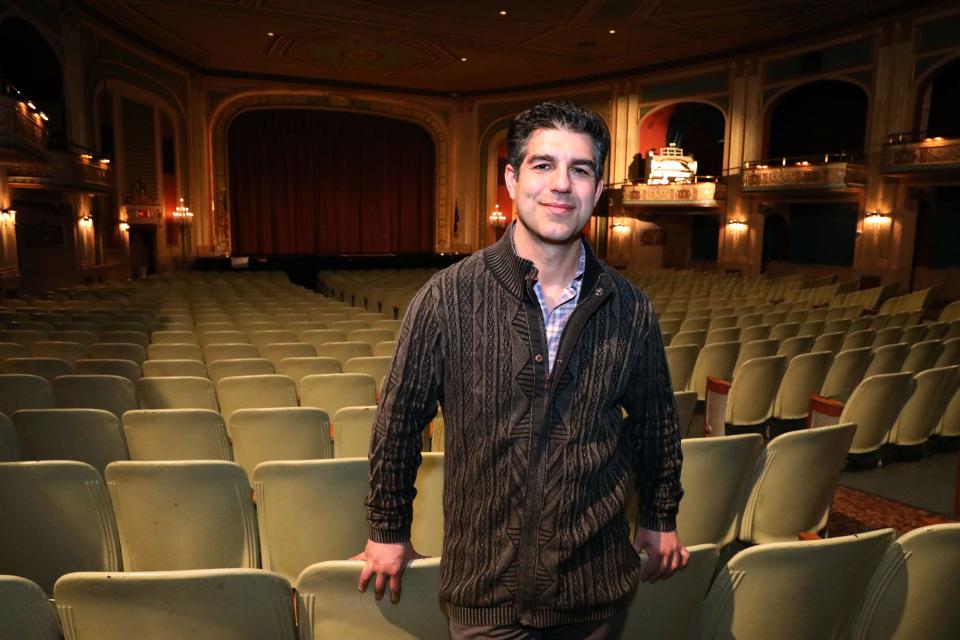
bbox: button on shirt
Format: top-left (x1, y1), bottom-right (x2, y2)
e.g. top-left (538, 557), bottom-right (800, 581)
top-left (533, 244), bottom-right (586, 373)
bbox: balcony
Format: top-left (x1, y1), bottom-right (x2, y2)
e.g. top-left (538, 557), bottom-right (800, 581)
top-left (883, 131), bottom-right (960, 177)
top-left (7, 150), bottom-right (113, 192)
top-left (741, 154), bottom-right (866, 193)
top-left (0, 93), bottom-right (48, 164)
top-left (622, 177), bottom-right (726, 207)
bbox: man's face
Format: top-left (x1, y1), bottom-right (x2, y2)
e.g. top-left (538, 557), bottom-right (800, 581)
top-left (505, 127), bottom-right (604, 247)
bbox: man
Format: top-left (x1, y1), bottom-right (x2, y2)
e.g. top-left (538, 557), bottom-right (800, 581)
top-left (356, 101), bottom-right (687, 639)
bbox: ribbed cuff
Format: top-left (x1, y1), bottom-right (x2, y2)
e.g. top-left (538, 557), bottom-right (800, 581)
top-left (637, 515), bottom-right (677, 532)
top-left (369, 526), bottom-right (411, 544)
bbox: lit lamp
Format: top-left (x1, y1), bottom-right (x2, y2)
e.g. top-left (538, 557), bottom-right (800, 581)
top-left (727, 218), bottom-right (748, 231)
top-left (489, 203), bottom-right (507, 229)
top-left (864, 211), bottom-right (891, 225)
top-left (79, 214), bottom-right (93, 228)
top-left (119, 221), bottom-right (130, 233)
top-left (0, 208), bottom-right (16, 226)
top-left (611, 219), bottom-right (631, 233)
top-left (172, 197), bottom-right (194, 262)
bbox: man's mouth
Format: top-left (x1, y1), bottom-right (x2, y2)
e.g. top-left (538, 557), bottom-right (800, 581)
top-left (540, 202), bottom-right (574, 213)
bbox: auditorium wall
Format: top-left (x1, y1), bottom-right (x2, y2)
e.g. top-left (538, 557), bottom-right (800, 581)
top-left (1, 0), bottom-right (960, 301)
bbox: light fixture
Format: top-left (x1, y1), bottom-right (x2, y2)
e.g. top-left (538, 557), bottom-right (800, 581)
top-left (460, 57), bottom-right (468, 62)
top-left (499, 10), bottom-right (507, 15)
top-left (489, 203), bottom-right (507, 229)
top-left (727, 218), bottom-right (748, 230)
top-left (80, 153), bottom-right (93, 161)
top-left (98, 157), bottom-right (111, 165)
top-left (608, 29), bottom-right (616, 34)
top-left (267, 31), bottom-right (275, 37)
top-left (864, 211), bottom-right (891, 225)
top-left (37, 111), bottom-right (48, 121)
top-left (173, 197), bottom-right (194, 223)
top-left (26, 100), bottom-right (35, 109)
top-left (79, 215), bottom-right (93, 228)
top-left (119, 221), bottom-right (130, 232)
top-left (0, 208), bottom-right (16, 226)
top-left (611, 219), bottom-right (630, 233)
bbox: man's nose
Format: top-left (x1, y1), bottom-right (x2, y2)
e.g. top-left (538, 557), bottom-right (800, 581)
top-left (550, 167), bottom-right (571, 192)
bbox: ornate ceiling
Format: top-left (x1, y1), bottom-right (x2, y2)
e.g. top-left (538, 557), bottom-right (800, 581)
top-left (78, 0), bottom-right (927, 94)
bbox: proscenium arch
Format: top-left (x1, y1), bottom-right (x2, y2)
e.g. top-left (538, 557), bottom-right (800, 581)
top-left (210, 93), bottom-right (450, 256)
top-left (762, 78), bottom-right (871, 158)
top-left (636, 100), bottom-right (729, 177)
top-left (478, 114), bottom-right (515, 246)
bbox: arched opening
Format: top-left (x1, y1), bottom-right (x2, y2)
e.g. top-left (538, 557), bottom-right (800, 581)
top-left (766, 81), bottom-right (868, 159)
top-left (637, 102), bottom-right (725, 180)
top-left (919, 57), bottom-right (960, 136)
top-left (0, 17), bottom-right (67, 148)
top-left (228, 109), bottom-right (435, 255)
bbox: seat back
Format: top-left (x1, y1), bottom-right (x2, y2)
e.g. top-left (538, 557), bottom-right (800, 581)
top-left (674, 389), bottom-right (698, 437)
top-left (777, 335), bottom-right (816, 360)
top-left (739, 423), bottom-right (856, 544)
top-left (0, 373), bottom-right (55, 417)
top-left (862, 343), bottom-right (910, 379)
top-left (772, 351), bottom-right (833, 420)
top-left (123, 409), bottom-right (231, 461)
top-left (146, 342), bottom-right (204, 361)
top-left (249, 330), bottom-right (299, 349)
top-left (842, 372), bottom-right (917, 454)
top-left (797, 319), bottom-right (826, 337)
top-left (820, 347), bottom-right (873, 402)
top-left (848, 523), bottom-right (960, 640)
top-left (769, 322), bottom-right (801, 341)
top-left (871, 327), bottom-right (903, 349)
top-left (0, 575), bottom-right (61, 640)
top-left (332, 405), bottom-right (377, 458)
top-left (623, 544), bottom-right (720, 640)
top-left (216, 374), bottom-right (299, 424)
top-left (696, 529), bottom-right (895, 640)
top-left (297, 559), bottom-right (445, 640)
top-left (315, 341), bottom-right (373, 366)
top-left (99, 331), bottom-right (149, 348)
top-left (935, 336), bottom-right (960, 367)
top-left (676, 435), bottom-right (763, 546)
top-left (52, 374), bottom-right (138, 420)
top-left (671, 330), bottom-right (707, 349)
top-left (75, 359), bottom-right (142, 384)
top-left (13, 408), bottom-right (128, 477)
top-left (343, 356), bottom-right (393, 394)
top-left (733, 338), bottom-right (779, 377)
top-left (105, 460), bottom-right (258, 570)
top-left (53, 569), bottom-right (296, 640)
top-left (88, 343), bottom-right (146, 365)
top-left (688, 341), bottom-right (740, 401)
top-left (4, 356), bottom-right (74, 383)
top-left (136, 376), bottom-right (219, 411)
top-left (739, 324), bottom-right (772, 344)
top-left (0, 412), bottom-right (17, 461)
top-left (150, 330), bottom-right (199, 345)
top-left (259, 342), bottom-right (317, 366)
top-left (275, 357), bottom-right (342, 388)
top-left (253, 458), bottom-right (369, 582)
top-left (141, 359), bottom-right (208, 378)
top-left (300, 373), bottom-right (377, 417)
top-left (32, 340), bottom-right (89, 364)
top-left (898, 324), bottom-right (928, 345)
top-left (199, 330), bottom-right (249, 347)
top-left (726, 355), bottom-right (788, 426)
top-left (812, 331), bottom-right (846, 353)
top-left (889, 365), bottom-right (960, 447)
top-left (0, 461), bottom-right (121, 595)
top-left (202, 342), bottom-right (260, 362)
top-left (901, 339), bottom-right (945, 374)
top-left (207, 358), bottom-right (275, 384)
top-left (665, 344), bottom-right (699, 392)
top-left (229, 407), bottom-right (332, 480)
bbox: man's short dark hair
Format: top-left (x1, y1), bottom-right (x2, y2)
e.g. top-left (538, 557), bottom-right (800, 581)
top-left (506, 101), bottom-right (610, 181)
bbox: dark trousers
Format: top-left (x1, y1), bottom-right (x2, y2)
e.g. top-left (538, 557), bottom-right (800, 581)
top-left (448, 606), bottom-right (629, 640)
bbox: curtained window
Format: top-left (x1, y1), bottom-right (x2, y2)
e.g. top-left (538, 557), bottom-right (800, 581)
top-left (228, 109), bottom-right (434, 255)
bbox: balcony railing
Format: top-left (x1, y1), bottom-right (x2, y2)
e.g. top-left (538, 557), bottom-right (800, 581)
top-left (622, 176), bottom-right (726, 207)
top-left (0, 93), bottom-right (47, 163)
top-left (883, 130), bottom-right (960, 174)
top-left (741, 154), bottom-right (866, 192)
top-left (7, 150), bottom-right (113, 192)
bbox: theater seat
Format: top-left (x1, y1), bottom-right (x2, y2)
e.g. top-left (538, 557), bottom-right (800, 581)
top-left (229, 407), bottom-right (332, 480)
top-left (0, 461), bottom-right (121, 596)
top-left (136, 376), bottom-right (219, 411)
top-left (105, 460), bottom-right (258, 571)
top-left (123, 409), bottom-right (232, 461)
top-left (13, 408), bottom-right (128, 477)
top-left (0, 575), bottom-right (60, 640)
top-left (695, 529), bottom-right (895, 640)
top-left (297, 558), bottom-right (445, 640)
top-left (53, 569), bottom-right (296, 640)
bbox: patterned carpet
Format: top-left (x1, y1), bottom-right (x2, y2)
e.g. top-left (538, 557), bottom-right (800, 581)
top-left (829, 485), bottom-right (957, 537)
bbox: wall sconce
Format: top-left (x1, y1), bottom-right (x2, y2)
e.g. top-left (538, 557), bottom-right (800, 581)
top-left (727, 218), bottom-right (748, 230)
top-left (98, 157), bottom-right (111, 166)
top-left (611, 219), bottom-right (631, 233)
top-left (119, 221), bottom-right (130, 232)
top-left (79, 215), bottom-right (93, 229)
top-left (0, 208), bottom-right (16, 226)
top-left (864, 211), bottom-right (891, 225)
top-left (488, 203), bottom-right (507, 229)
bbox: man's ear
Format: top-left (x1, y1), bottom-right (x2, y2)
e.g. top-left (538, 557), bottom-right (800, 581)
top-left (505, 164), bottom-right (518, 199)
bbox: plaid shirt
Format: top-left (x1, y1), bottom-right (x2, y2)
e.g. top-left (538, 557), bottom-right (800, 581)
top-left (533, 244), bottom-right (586, 373)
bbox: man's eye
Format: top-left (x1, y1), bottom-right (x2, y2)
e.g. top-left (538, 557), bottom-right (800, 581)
top-left (572, 167), bottom-right (593, 176)
top-left (532, 163), bottom-right (552, 171)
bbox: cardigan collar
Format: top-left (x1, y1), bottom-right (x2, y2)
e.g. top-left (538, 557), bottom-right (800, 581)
top-left (482, 221), bottom-right (606, 301)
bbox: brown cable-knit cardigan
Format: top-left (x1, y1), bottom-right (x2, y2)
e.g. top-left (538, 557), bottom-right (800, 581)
top-left (366, 228), bottom-right (683, 627)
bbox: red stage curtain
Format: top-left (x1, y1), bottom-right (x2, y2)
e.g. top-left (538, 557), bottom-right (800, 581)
top-left (228, 109), bottom-right (434, 255)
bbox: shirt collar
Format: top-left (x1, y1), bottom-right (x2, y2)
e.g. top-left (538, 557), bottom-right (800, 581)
top-left (508, 220), bottom-right (586, 286)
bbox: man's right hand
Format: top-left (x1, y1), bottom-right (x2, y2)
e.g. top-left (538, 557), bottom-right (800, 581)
top-left (351, 539), bottom-right (423, 604)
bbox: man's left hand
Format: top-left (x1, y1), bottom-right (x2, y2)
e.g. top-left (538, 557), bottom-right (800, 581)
top-left (633, 528), bottom-right (689, 583)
